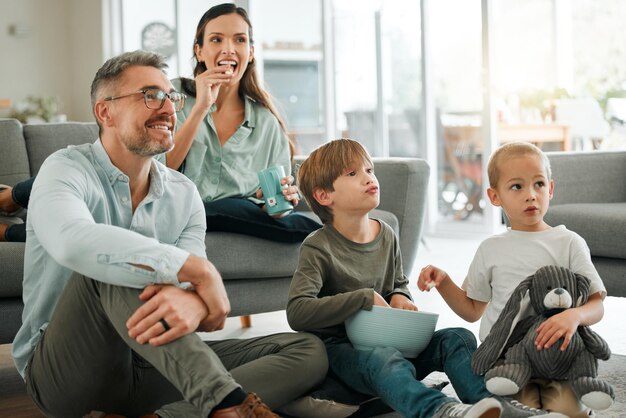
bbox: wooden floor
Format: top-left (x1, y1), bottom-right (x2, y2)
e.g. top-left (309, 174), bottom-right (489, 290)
top-left (2, 235), bottom-right (625, 416)
top-left (0, 344), bottom-right (43, 417)
top-left (3, 331), bottom-right (626, 416)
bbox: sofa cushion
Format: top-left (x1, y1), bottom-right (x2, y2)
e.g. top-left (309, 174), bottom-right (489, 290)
top-left (0, 243), bottom-right (25, 298)
top-left (207, 209), bottom-right (399, 279)
top-left (0, 119), bottom-right (31, 185)
top-left (549, 151), bottom-right (626, 204)
top-left (206, 232), bottom-right (301, 280)
top-left (593, 257), bottom-right (626, 297)
top-left (545, 202), bottom-right (626, 259)
top-left (23, 122), bottom-right (98, 175)
top-left (0, 298), bottom-right (24, 344)
top-left (298, 209), bottom-right (400, 237)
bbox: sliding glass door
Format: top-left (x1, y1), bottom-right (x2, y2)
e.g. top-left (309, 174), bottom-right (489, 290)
top-left (112, 0), bottom-right (626, 236)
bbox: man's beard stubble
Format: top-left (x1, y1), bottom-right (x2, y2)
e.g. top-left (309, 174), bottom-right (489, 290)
top-left (122, 118), bottom-right (174, 157)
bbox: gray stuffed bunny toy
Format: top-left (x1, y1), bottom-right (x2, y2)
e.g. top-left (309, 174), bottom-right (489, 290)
top-left (472, 265), bottom-right (615, 411)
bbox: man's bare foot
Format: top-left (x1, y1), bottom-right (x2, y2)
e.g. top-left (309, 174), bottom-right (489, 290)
top-left (0, 185), bottom-right (20, 214)
top-left (0, 223), bottom-right (8, 242)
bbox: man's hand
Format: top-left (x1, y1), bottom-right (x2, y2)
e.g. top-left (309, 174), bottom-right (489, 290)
top-left (389, 294), bottom-right (418, 311)
top-left (535, 309), bottom-right (581, 351)
top-left (126, 284), bottom-right (209, 346)
top-left (178, 255), bottom-right (231, 332)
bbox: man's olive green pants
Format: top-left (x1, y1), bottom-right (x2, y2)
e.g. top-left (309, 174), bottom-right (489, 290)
top-left (25, 273), bottom-right (327, 418)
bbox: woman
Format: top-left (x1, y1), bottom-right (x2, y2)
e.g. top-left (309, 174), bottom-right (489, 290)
top-left (163, 3), bottom-right (321, 243)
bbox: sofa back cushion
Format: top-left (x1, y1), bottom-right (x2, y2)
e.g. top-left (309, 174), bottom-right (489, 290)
top-left (209, 209), bottom-right (399, 280)
top-left (0, 242), bottom-right (25, 298)
top-left (0, 118), bottom-right (31, 186)
top-left (547, 151), bottom-right (626, 204)
top-left (24, 122), bottom-right (99, 176)
top-left (545, 202), bottom-right (626, 259)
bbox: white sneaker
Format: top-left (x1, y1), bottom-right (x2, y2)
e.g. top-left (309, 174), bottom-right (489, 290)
top-left (0, 215), bottom-right (23, 225)
top-left (433, 398), bottom-right (502, 418)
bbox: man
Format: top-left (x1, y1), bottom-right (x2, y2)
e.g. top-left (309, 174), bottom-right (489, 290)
top-left (12, 51), bottom-right (327, 418)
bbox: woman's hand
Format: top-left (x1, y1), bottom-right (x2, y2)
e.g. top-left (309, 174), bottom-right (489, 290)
top-left (280, 175), bottom-right (301, 207)
top-left (194, 65), bottom-right (235, 111)
top-left (255, 175), bottom-right (300, 217)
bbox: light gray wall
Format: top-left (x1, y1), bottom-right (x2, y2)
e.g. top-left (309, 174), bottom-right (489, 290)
top-left (0, 0), bottom-right (104, 122)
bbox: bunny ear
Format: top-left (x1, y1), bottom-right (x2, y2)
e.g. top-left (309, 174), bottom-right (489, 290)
top-left (574, 272), bottom-right (591, 307)
top-left (472, 276), bottom-right (534, 375)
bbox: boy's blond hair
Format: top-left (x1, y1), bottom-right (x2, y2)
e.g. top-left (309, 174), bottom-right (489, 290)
top-left (298, 138), bottom-right (373, 224)
top-left (487, 142), bottom-right (552, 188)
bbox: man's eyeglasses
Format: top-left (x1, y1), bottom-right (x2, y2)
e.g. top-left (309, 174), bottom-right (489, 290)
top-left (104, 88), bottom-right (186, 112)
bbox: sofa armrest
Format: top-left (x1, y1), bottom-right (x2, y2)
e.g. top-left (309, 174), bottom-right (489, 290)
top-left (547, 151), bottom-right (626, 206)
top-left (293, 156), bottom-right (430, 274)
top-left (0, 118), bottom-right (31, 186)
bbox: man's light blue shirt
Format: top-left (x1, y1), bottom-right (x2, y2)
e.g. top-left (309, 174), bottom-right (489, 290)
top-left (12, 140), bottom-right (207, 377)
top-left (158, 78), bottom-right (291, 202)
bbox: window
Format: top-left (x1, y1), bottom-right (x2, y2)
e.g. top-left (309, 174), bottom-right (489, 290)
top-left (112, 0), bottom-right (626, 234)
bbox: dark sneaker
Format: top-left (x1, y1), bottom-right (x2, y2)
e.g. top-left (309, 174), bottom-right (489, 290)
top-left (0, 216), bottom-right (23, 242)
top-left (210, 392), bottom-right (280, 418)
top-left (495, 397), bottom-right (568, 418)
top-left (433, 398), bottom-right (502, 418)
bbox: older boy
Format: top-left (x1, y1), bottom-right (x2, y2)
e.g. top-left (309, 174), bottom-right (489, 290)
top-left (288, 139), bottom-right (566, 418)
top-left (418, 142), bottom-right (606, 417)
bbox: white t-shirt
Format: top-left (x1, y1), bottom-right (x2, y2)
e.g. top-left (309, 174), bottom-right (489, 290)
top-left (462, 225), bottom-right (606, 342)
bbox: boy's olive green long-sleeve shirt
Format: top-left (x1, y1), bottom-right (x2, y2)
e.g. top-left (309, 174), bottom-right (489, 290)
top-left (287, 220), bottom-right (412, 339)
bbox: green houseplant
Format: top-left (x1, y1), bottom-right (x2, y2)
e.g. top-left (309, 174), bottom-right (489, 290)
top-left (9, 96), bottom-right (61, 123)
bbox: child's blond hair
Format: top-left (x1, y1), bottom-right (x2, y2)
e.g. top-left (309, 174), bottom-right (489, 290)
top-left (487, 142), bottom-right (552, 188)
top-left (297, 138), bottom-right (373, 224)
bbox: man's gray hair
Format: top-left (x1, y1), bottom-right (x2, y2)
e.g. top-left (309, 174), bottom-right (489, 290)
top-left (90, 50), bottom-right (169, 109)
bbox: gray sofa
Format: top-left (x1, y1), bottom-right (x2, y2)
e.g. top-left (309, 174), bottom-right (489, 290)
top-left (0, 118), bottom-right (430, 344)
top-left (545, 150), bottom-right (626, 297)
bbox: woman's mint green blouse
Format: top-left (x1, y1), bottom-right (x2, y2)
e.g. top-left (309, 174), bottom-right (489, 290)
top-left (162, 78), bottom-right (291, 203)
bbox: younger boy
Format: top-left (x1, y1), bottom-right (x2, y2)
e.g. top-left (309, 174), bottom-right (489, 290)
top-left (289, 139), bottom-right (565, 418)
top-left (418, 142), bottom-right (606, 418)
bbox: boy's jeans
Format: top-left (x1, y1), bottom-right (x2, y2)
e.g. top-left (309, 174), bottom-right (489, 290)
top-left (326, 327), bottom-right (492, 418)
